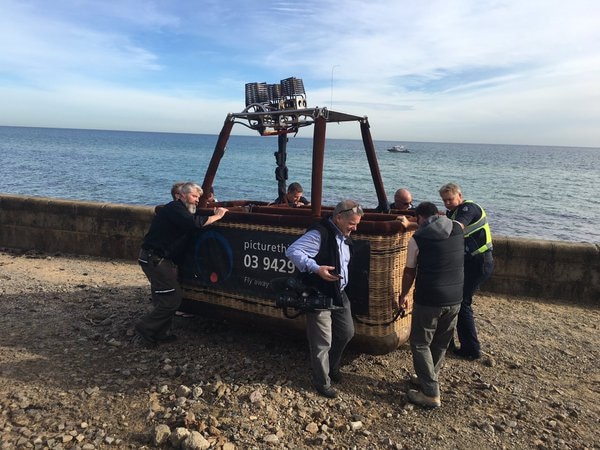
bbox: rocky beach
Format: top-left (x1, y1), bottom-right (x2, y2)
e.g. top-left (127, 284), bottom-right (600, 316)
top-left (0, 248), bottom-right (598, 449)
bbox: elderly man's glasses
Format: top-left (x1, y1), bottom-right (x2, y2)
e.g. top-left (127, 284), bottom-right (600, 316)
top-left (339, 204), bottom-right (363, 215)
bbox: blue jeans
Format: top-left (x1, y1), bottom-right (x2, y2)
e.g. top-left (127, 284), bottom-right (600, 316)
top-left (457, 251), bottom-right (494, 355)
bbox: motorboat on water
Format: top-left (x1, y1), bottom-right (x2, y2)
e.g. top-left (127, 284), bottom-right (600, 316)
top-left (387, 145), bottom-right (410, 153)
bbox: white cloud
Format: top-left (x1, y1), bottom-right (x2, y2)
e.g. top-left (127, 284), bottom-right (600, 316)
top-left (0, 0), bottom-right (599, 147)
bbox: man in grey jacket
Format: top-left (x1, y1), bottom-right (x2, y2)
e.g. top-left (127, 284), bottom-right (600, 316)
top-left (398, 202), bottom-right (464, 407)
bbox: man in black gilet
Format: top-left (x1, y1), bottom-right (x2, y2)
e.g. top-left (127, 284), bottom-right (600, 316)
top-left (285, 200), bottom-right (363, 398)
top-left (398, 202), bottom-right (464, 407)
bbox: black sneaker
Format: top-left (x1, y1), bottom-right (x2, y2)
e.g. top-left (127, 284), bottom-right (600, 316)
top-left (329, 371), bottom-right (343, 384)
top-left (157, 334), bottom-right (178, 343)
top-left (134, 324), bottom-right (157, 345)
top-left (452, 347), bottom-right (481, 360)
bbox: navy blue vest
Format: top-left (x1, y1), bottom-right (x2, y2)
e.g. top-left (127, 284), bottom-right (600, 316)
top-left (413, 221), bottom-right (464, 306)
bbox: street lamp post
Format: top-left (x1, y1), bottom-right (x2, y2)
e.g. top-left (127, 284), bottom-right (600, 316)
top-left (330, 65), bottom-right (340, 108)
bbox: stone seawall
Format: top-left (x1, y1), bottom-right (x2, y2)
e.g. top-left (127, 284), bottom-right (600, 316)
top-left (0, 194), bottom-right (152, 260)
top-left (1, 194), bottom-right (598, 304)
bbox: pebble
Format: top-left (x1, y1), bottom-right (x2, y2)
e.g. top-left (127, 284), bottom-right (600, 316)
top-left (182, 431), bottom-right (210, 450)
top-left (154, 424), bottom-right (171, 445)
top-left (176, 385), bottom-right (192, 398)
top-left (192, 386), bottom-right (204, 399)
top-left (263, 433), bottom-right (279, 443)
top-left (170, 427), bottom-right (190, 447)
top-left (350, 421), bottom-right (363, 431)
top-left (305, 422), bottom-right (319, 434)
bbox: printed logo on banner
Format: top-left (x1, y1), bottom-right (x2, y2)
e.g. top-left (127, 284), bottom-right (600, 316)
top-left (192, 230), bottom-right (234, 284)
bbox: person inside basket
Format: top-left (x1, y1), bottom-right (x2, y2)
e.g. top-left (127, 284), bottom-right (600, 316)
top-left (397, 201), bottom-right (464, 408)
top-left (392, 188), bottom-right (420, 231)
top-left (272, 182), bottom-right (310, 207)
top-left (390, 188), bottom-right (415, 210)
top-left (285, 200), bottom-right (363, 398)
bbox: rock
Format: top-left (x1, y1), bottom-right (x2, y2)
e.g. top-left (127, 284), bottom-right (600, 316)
top-left (350, 421), bottom-right (363, 431)
top-left (305, 422), bottom-right (319, 434)
top-left (176, 385), bottom-right (192, 398)
top-left (182, 430), bottom-right (210, 450)
top-left (154, 424), bottom-right (171, 445)
top-left (249, 389), bottom-right (263, 403)
top-left (184, 411), bottom-right (197, 428)
top-left (84, 386), bottom-right (100, 396)
top-left (483, 355), bottom-right (496, 367)
top-left (192, 386), bottom-right (204, 399)
top-left (149, 392), bottom-right (163, 413)
top-left (170, 427), bottom-right (190, 447)
top-left (263, 433), bottom-right (279, 443)
top-left (107, 338), bottom-right (121, 347)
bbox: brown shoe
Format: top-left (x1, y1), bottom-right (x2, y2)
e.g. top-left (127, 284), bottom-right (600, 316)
top-left (407, 389), bottom-right (441, 408)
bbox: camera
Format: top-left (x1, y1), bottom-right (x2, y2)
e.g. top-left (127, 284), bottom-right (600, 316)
top-left (270, 277), bottom-right (338, 312)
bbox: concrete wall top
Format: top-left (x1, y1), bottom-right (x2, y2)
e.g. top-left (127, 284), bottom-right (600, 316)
top-left (1, 194), bottom-right (598, 304)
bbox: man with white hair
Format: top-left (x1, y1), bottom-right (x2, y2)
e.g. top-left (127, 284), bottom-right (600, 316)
top-left (136, 182), bottom-right (228, 345)
top-left (286, 200), bottom-right (364, 398)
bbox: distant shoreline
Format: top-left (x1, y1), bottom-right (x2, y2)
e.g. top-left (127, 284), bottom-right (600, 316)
top-left (2, 125), bottom-right (600, 150)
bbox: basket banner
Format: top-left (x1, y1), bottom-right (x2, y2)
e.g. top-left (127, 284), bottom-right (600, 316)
top-left (180, 226), bottom-right (370, 310)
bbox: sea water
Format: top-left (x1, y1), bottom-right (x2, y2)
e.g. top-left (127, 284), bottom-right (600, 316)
top-left (1, 126), bottom-right (598, 244)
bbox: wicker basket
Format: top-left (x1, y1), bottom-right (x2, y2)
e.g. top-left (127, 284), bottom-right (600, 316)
top-left (181, 212), bottom-right (413, 354)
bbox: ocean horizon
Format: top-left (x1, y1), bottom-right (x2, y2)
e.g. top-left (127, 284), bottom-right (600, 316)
top-left (1, 125), bottom-right (599, 245)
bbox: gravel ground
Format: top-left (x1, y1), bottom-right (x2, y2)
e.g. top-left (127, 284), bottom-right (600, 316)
top-left (0, 249), bottom-right (598, 450)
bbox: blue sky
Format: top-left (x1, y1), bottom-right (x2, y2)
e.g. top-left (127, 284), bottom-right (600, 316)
top-left (1, 0), bottom-right (599, 147)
